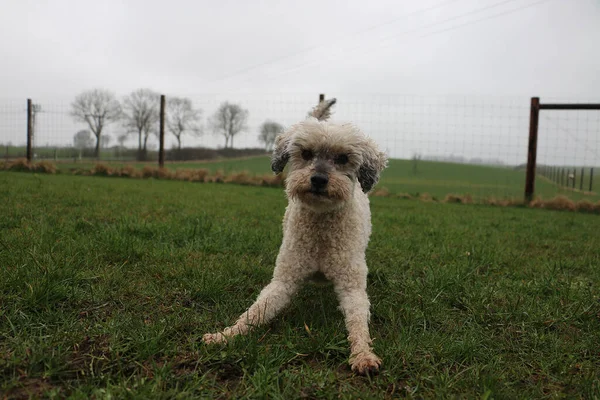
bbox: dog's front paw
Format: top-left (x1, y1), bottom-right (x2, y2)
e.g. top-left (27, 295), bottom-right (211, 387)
top-left (202, 332), bottom-right (228, 344)
top-left (350, 352), bottom-right (382, 375)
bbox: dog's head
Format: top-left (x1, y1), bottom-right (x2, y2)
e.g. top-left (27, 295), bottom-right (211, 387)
top-left (271, 119), bottom-right (387, 211)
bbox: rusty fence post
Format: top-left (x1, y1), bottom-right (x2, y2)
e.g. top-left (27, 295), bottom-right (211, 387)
top-left (26, 99), bottom-right (33, 162)
top-left (524, 97), bottom-right (540, 203)
top-left (159, 94), bottom-right (166, 168)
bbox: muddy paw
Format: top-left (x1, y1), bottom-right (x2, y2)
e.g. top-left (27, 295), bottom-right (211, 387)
top-left (202, 332), bottom-right (227, 344)
top-left (350, 352), bottom-right (382, 375)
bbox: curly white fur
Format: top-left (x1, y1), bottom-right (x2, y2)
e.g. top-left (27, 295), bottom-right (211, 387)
top-left (203, 117), bottom-right (387, 375)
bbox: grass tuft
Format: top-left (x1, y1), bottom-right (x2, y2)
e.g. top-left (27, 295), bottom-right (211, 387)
top-left (2, 158), bottom-right (57, 174)
top-left (575, 199), bottom-right (600, 213)
top-left (174, 168), bottom-right (209, 182)
top-left (119, 165), bottom-right (141, 178)
top-left (6, 158), bottom-right (32, 172)
top-left (224, 171), bottom-right (256, 186)
top-left (418, 192), bottom-right (434, 202)
top-left (91, 163), bottom-right (114, 176)
top-left (395, 192), bottom-right (414, 200)
top-left (371, 187), bottom-right (391, 197)
top-left (530, 195), bottom-right (576, 211)
top-left (260, 172), bottom-right (286, 187)
top-left (443, 193), bottom-right (474, 204)
top-left (31, 160), bottom-right (57, 174)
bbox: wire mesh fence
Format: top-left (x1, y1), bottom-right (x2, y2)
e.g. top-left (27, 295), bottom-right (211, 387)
top-left (1, 93), bottom-right (598, 202)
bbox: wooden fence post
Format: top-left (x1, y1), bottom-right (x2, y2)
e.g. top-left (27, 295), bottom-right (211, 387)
top-left (524, 97), bottom-right (540, 203)
top-left (159, 94), bottom-right (166, 168)
top-left (26, 99), bottom-right (33, 162)
top-left (580, 167), bottom-right (584, 191)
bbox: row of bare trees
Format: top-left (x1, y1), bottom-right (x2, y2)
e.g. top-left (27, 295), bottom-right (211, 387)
top-left (70, 89), bottom-right (283, 159)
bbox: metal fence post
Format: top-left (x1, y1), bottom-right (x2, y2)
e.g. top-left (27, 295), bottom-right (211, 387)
top-left (159, 94), bottom-right (166, 168)
top-left (524, 97), bottom-right (540, 203)
top-left (26, 99), bottom-right (33, 162)
top-left (590, 168), bottom-right (594, 192)
top-left (580, 167), bottom-right (584, 191)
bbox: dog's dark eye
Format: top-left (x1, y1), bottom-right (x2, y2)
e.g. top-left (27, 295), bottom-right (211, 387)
top-left (301, 149), bottom-right (313, 161)
top-left (335, 154), bottom-right (349, 165)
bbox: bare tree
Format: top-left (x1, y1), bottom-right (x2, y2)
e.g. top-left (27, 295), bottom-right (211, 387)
top-left (70, 89), bottom-right (122, 158)
top-left (167, 97), bottom-right (202, 150)
top-left (117, 133), bottom-right (128, 148)
top-left (122, 89), bottom-right (160, 160)
top-left (73, 130), bottom-right (94, 159)
top-left (209, 102), bottom-right (249, 149)
top-left (100, 134), bottom-right (112, 148)
top-left (258, 120), bottom-right (283, 152)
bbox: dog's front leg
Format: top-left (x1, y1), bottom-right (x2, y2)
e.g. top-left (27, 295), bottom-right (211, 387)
top-left (334, 281), bottom-right (382, 374)
top-left (202, 277), bottom-right (301, 344)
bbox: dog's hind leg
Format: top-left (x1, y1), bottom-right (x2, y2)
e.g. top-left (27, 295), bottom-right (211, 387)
top-left (202, 276), bottom-right (301, 344)
top-left (333, 280), bottom-right (382, 375)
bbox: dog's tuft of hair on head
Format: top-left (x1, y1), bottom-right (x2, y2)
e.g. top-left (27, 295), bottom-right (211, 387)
top-left (309, 98), bottom-right (337, 121)
top-left (272, 98), bottom-right (336, 175)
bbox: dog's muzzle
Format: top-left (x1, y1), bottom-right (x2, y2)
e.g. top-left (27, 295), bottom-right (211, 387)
top-left (310, 173), bottom-right (328, 194)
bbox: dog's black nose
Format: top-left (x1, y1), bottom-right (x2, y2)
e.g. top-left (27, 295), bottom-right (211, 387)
top-left (310, 173), bottom-right (329, 189)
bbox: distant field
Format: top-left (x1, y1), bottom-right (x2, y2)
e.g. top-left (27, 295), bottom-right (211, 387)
top-left (51, 155), bottom-right (600, 202)
top-left (1, 172), bottom-right (599, 398)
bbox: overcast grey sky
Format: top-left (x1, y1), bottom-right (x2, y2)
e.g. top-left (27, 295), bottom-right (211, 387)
top-left (1, 0), bottom-right (599, 164)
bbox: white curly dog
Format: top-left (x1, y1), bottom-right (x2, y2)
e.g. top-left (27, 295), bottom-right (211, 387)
top-left (203, 99), bottom-right (388, 374)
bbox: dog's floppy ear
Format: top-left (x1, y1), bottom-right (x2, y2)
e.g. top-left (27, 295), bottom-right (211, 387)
top-left (357, 138), bottom-right (388, 193)
top-left (271, 130), bottom-right (292, 174)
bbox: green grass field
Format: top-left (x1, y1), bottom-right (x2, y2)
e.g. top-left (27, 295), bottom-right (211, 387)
top-left (1, 172), bottom-right (599, 398)
top-left (55, 156), bottom-right (600, 202)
